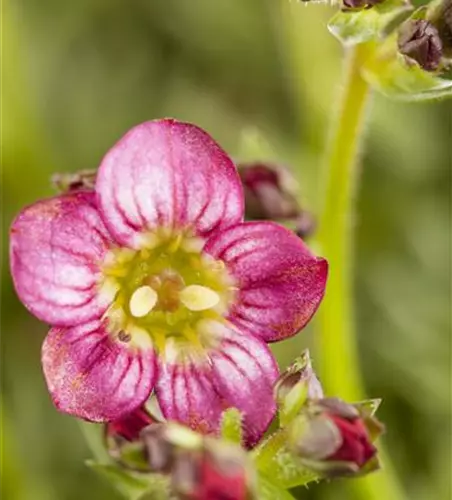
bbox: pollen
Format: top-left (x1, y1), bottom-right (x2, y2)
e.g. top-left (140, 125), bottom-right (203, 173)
top-left (129, 286), bottom-right (158, 318)
top-left (179, 285), bottom-right (220, 312)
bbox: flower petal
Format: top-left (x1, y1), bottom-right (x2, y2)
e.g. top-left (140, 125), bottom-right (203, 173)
top-left (10, 191), bottom-right (114, 326)
top-left (95, 119), bottom-right (244, 247)
top-left (204, 221), bottom-right (328, 342)
top-left (42, 320), bottom-right (157, 421)
top-left (155, 321), bottom-right (278, 447)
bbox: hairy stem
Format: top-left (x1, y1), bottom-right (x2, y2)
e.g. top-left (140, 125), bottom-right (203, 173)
top-left (316, 44), bottom-right (406, 500)
top-left (316, 44), bottom-right (370, 400)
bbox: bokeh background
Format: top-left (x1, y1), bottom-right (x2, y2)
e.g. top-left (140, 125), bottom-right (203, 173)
top-left (2, 0), bottom-right (451, 499)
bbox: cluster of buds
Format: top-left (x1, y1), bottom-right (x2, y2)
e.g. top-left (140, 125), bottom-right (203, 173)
top-left (105, 406), bottom-right (256, 499)
top-left (398, 0), bottom-right (452, 72)
top-left (142, 424), bottom-right (255, 499)
top-left (275, 350), bottom-right (384, 478)
top-left (237, 162), bottom-right (316, 239)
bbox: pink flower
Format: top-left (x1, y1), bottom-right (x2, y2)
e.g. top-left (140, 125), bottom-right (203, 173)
top-left (10, 119), bottom-right (327, 447)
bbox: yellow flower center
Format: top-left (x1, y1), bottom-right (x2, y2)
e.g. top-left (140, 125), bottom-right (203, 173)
top-left (98, 230), bottom-right (236, 357)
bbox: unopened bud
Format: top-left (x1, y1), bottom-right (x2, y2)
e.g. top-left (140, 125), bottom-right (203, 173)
top-left (275, 349), bottom-right (324, 404)
top-left (288, 398), bottom-right (384, 478)
top-left (430, 0), bottom-right (452, 58)
top-left (51, 169), bottom-right (97, 193)
top-left (398, 19), bottom-right (443, 71)
top-left (275, 350), bottom-right (324, 426)
top-left (238, 162), bottom-right (300, 221)
top-left (295, 211), bottom-right (317, 240)
top-left (342, 0), bottom-right (384, 11)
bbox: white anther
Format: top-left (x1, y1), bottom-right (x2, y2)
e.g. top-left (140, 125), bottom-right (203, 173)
top-left (179, 285), bottom-right (220, 312)
top-left (129, 286), bottom-right (158, 317)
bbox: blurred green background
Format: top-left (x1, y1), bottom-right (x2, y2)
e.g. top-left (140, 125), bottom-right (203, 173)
top-left (2, 0), bottom-right (451, 499)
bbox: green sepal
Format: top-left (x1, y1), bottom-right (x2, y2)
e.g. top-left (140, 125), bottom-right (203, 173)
top-left (353, 398), bottom-right (382, 416)
top-left (252, 430), bottom-right (320, 489)
top-left (117, 442), bottom-right (151, 472)
top-left (362, 36), bottom-right (452, 101)
top-left (328, 0), bottom-right (413, 45)
top-left (256, 475), bottom-right (297, 500)
top-left (86, 461), bottom-right (169, 500)
top-left (279, 382), bottom-right (309, 428)
top-left (220, 407), bottom-right (243, 444)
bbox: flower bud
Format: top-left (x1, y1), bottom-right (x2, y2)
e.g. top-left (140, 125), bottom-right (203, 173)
top-left (107, 406), bottom-right (154, 443)
top-left (295, 211), bottom-right (317, 240)
top-left (288, 397), bottom-right (384, 477)
top-left (185, 440), bottom-right (254, 500)
top-left (104, 406), bottom-right (155, 471)
top-left (429, 0), bottom-right (452, 59)
top-left (275, 349), bottom-right (324, 405)
top-left (51, 169), bottom-right (97, 192)
top-left (275, 350), bottom-right (324, 426)
top-left (237, 162), bottom-right (300, 221)
top-left (142, 423), bottom-right (256, 499)
top-left (342, 0), bottom-right (384, 10)
top-left (398, 19), bottom-right (443, 71)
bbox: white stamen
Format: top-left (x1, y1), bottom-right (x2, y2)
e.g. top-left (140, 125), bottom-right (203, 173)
top-left (179, 285), bottom-right (220, 312)
top-left (129, 286), bottom-right (158, 317)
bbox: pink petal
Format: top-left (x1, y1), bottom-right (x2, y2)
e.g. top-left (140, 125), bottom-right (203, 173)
top-left (156, 322), bottom-right (278, 448)
top-left (42, 320), bottom-right (157, 422)
top-left (95, 119), bottom-right (244, 247)
top-left (204, 222), bottom-right (328, 342)
top-left (10, 191), bottom-right (114, 326)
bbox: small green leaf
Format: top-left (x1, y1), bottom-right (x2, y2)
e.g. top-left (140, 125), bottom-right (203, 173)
top-left (86, 461), bottom-right (151, 500)
top-left (328, 0), bottom-right (413, 45)
top-left (257, 475), bottom-right (297, 500)
top-left (362, 37), bottom-right (452, 100)
top-left (279, 383), bottom-right (308, 427)
top-left (220, 407), bottom-right (243, 444)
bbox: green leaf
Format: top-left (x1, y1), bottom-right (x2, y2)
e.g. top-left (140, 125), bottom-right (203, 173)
top-left (256, 475), bottom-right (297, 500)
top-left (220, 407), bottom-right (243, 444)
top-left (253, 431), bottom-right (320, 489)
top-left (362, 37), bottom-right (452, 101)
top-left (328, 0), bottom-right (413, 45)
top-left (86, 461), bottom-right (150, 500)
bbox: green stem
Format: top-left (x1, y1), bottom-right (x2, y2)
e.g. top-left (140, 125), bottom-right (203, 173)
top-left (316, 44), bottom-right (370, 400)
top-left (316, 45), bottom-right (405, 500)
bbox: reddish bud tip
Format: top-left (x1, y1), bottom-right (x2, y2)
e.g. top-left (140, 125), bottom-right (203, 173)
top-left (398, 19), bottom-right (443, 71)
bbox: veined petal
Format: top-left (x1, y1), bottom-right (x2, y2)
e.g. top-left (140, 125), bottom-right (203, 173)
top-left (95, 119), bottom-right (244, 247)
top-left (42, 320), bottom-right (157, 422)
top-left (204, 221), bottom-right (328, 342)
top-left (155, 321), bottom-right (278, 448)
top-left (10, 191), bottom-right (114, 326)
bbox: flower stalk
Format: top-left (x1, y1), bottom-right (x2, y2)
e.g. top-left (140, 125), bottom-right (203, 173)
top-left (316, 43), bottom-right (371, 401)
top-left (315, 44), bottom-right (405, 500)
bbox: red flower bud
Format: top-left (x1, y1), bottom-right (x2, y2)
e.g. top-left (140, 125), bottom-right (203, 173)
top-left (326, 414), bottom-right (376, 467)
top-left (188, 441), bottom-right (250, 500)
top-left (238, 162), bottom-right (301, 221)
top-left (106, 406), bottom-right (154, 442)
top-left (142, 423), bottom-right (256, 499)
top-left (289, 398), bottom-right (384, 477)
